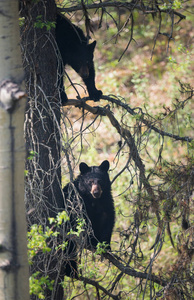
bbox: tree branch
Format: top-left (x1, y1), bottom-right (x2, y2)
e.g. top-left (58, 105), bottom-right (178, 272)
top-left (58, 1), bottom-right (186, 21)
top-left (102, 96), bottom-right (193, 143)
top-left (103, 252), bottom-right (167, 287)
top-left (79, 275), bottom-right (121, 300)
top-left (78, 250), bottom-right (166, 299)
top-left (65, 95), bottom-right (193, 143)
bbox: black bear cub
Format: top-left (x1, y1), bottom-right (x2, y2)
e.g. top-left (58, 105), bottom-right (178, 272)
top-left (56, 14), bottom-right (102, 104)
top-left (63, 160), bottom-right (115, 277)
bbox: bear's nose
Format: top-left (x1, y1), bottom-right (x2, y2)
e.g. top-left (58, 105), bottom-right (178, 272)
top-left (93, 190), bottom-right (101, 198)
top-left (91, 184), bottom-right (102, 198)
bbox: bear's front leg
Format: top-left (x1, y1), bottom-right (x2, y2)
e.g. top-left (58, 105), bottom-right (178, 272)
top-left (82, 64), bottom-right (102, 102)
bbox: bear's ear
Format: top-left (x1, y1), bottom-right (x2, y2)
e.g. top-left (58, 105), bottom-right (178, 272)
top-left (79, 162), bottom-right (90, 174)
top-left (88, 41), bottom-right (96, 52)
top-left (99, 160), bottom-right (109, 172)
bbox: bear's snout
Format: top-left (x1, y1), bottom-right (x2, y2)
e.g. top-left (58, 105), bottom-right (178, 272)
top-left (91, 184), bottom-right (102, 198)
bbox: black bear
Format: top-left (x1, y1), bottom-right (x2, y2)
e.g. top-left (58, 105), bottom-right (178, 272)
top-left (63, 160), bottom-right (115, 277)
top-left (56, 14), bottom-right (102, 104)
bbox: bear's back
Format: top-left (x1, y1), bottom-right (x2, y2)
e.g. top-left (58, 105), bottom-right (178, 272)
top-left (56, 14), bottom-right (87, 47)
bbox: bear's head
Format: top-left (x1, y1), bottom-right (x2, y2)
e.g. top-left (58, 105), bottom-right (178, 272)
top-left (79, 160), bottom-right (110, 199)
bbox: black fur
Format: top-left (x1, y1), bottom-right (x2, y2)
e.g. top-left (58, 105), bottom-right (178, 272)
top-left (56, 14), bottom-right (102, 104)
top-left (63, 160), bottom-right (115, 277)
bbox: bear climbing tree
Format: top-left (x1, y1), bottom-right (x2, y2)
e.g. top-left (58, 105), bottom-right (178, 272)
top-left (63, 160), bottom-right (115, 278)
top-left (56, 14), bottom-right (102, 104)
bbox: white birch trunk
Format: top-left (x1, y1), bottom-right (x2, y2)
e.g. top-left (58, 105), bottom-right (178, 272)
top-left (0, 1), bottom-right (29, 300)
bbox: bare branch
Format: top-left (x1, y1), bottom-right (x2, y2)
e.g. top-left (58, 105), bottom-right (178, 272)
top-left (58, 1), bottom-right (186, 21)
top-left (79, 275), bottom-right (121, 299)
top-left (65, 95), bottom-right (193, 143)
top-left (103, 252), bottom-right (167, 287)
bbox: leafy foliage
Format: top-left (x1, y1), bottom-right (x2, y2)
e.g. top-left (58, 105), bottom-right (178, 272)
top-left (29, 272), bottom-right (54, 299)
top-left (34, 15), bottom-right (55, 30)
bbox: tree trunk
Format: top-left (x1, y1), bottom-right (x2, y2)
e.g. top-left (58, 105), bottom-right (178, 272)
top-left (20, 1), bottom-right (65, 299)
top-left (0, 1), bottom-right (29, 300)
top-left (20, 0), bottom-right (63, 220)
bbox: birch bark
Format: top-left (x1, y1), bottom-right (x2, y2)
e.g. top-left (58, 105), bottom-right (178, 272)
top-left (0, 1), bottom-right (29, 299)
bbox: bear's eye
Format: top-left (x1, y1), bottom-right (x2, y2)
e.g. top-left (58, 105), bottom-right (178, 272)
top-left (88, 179), bottom-right (94, 185)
